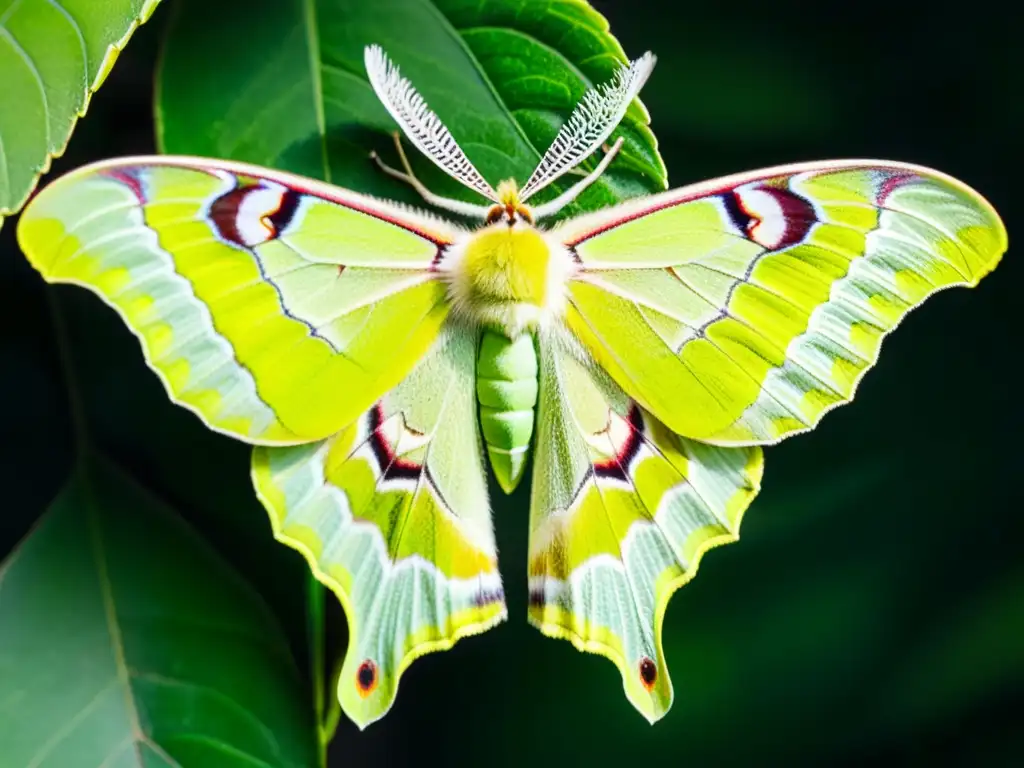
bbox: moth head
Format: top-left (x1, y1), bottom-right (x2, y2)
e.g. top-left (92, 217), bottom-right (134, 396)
top-left (485, 179), bottom-right (535, 225)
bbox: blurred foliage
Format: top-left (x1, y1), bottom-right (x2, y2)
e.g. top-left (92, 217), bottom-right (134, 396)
top-left (0, 0), bottom-right (159, 227)
top-left (0, 0), bottom-right (1019, 766)
top-left (0, 457), bottom-right (317, 766)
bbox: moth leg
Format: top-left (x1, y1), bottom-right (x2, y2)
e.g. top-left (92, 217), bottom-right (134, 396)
top-left (562, 142), bottom-right (613, 179)
top-left (368, 132), bottom-right (418, 184)
top-left (370, 132), bottom-right (492, 219)
top-left (530, 137), bottom-right (625, 221)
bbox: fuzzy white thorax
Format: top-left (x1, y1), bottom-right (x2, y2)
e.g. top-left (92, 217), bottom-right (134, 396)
top-left (440, 224), bottom-right (578, 337)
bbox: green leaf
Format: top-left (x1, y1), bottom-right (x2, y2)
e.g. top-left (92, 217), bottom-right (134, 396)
top-left (0, 0), bottom-right (162, 226)
top-left (156, 0), bottom-right (667, 218)
top-left (0, 455), bottom-right (319, 767)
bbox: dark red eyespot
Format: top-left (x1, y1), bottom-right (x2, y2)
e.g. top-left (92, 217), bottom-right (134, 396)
top-left (485, 205), bottom-right (504, 225)
top-left (356, 659), bottom-right (378, 697)
top-left (639, 657), bottom-right (658, 691)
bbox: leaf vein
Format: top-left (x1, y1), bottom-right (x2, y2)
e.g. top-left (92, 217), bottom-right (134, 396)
top-left (302, 0), bottom-right (330, 183)
top-left (24, 680), bottom-right (121, 768)
top-left (45, 0), bottom-right (89, 75)
top-left (130, 671), bottom-right (284, 762)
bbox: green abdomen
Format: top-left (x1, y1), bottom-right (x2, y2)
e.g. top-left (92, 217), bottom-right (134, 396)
top-left (477, 329), bottom-right (537, 494)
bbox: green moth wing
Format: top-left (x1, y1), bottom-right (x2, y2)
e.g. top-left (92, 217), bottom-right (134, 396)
top-left (529, 329), bottom-right (763, 722)
top-left (17, 157), bottom-right (457, 444)
top-left (253, 323), bottom-right (504, 729)
top-left (556, 161), bottom-right (1007, 445)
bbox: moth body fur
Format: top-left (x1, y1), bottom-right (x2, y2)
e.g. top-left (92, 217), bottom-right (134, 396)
top-left (443, 213), bottom-right (575, 337)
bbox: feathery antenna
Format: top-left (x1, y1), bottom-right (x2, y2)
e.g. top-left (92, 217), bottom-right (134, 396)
top-left (365, 45), bottom-right (499, 203)
top-left (518, 53), bottom-right (656, 203)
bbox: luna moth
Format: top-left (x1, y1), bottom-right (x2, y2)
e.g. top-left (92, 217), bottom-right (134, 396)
top-left (17, 44), bottom-right (1006, 729)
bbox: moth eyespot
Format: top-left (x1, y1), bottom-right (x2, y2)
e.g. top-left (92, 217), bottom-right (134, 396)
top-left (638, 657), bottom-right (658, 691)
top-left (485, 205), bottom-right (505, 225)
top-left (356, 659), bottom-right (379, 697)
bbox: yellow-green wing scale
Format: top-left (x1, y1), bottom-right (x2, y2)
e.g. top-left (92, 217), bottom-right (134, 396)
top-left (528, 329), bottom-right (763, 722)
top-left (253, 323), bottom-right (505, 729)
top-left (557, 160), bottom-right (1007, 445)
top-left (18, 157), bottom-right (457, 444)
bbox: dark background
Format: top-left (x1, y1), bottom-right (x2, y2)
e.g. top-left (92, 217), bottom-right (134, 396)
top-left (1, 0), bottom-right (1019, 765)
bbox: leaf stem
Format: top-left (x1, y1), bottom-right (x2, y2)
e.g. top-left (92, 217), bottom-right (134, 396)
top-left (307, 572), bottom-right (326, 766)
top-left (47, 293), bottom-right (89, 454)
top-left (321, 653), bottom-right (343, 747)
